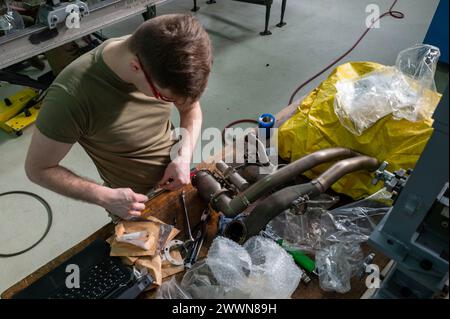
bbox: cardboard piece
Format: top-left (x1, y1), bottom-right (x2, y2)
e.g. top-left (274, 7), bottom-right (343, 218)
top-left (110, 221), bottom-right (160, 257)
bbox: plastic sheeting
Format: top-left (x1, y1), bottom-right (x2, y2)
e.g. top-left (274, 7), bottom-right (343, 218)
top-left (278, 61), bottom-right (439, 199)
top-left (156, 236), bottom-right (302, 299)
top-left (334, 45), bottom-right (441, 135)
top-left (267, 189), bottom-right (391, 293)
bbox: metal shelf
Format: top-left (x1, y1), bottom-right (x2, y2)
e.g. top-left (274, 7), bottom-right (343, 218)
top-left (0, 0), bottom-right (173, 69)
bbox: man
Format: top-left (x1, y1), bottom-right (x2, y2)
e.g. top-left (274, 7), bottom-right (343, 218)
top-left (25, 14), bottom-right (213, 220)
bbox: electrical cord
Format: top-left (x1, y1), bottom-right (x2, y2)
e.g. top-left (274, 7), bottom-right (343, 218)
top-left (288, 0), bottom-right (405, 104)
top-left (222, 1), bottom-right (405, 134)
top-left (221, 118), bottom-right (259, 144)
top-left (0, 191), bottom-right (53, 257)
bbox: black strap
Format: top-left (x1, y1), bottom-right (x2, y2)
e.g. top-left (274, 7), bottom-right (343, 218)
top-left (0, 191), bottom-right (53, 257)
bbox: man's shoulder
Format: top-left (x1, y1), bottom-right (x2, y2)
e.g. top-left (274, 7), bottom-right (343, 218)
top-left (51, 47), bottom-right (101, 96)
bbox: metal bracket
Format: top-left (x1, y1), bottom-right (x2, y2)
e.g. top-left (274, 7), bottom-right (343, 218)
top-left (372, 161), bottom-right (412, 200)
top-left (290, 195), bottom-right (309, 214)
top-left (162, 239), bottom-right (185, 266)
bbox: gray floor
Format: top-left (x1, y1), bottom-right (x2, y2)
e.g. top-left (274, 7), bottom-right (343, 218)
top-left (0, 0), bottom-right (446, 295)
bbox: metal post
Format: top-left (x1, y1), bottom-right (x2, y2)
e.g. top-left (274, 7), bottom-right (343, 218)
top-left (192, 0), bottom-right (200, 12)
top-left (277, 0), bottom-right (287, 27)
top-left (142, 4), bottom-right (156, 21)
top-left (260, 1), bottom-right (272, 36)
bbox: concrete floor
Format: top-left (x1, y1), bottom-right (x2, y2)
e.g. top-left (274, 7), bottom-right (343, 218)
top-left (0, 0), bottom-right (446, 295)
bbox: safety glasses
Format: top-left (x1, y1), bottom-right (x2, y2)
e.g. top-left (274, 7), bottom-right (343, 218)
top-left (137, 55), bottom-right (174, 103)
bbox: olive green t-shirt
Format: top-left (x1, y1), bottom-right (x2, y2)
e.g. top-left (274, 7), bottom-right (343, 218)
top-left (36, 38), bottom-right (175, 194)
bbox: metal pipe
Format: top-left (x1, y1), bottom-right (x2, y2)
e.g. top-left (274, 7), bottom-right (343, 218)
top-left (216, 160), bottom-right (250, 191)
top-left (191, 170), bottom-right (234, 216)
top-left (224, 155), bottom-right (379, 243)
top-left (227, 147), bottom-right (360, 216)
top-left (312, 156), bottom-right (379, 192)
top-left (225, 183), bottom-right (319, 244)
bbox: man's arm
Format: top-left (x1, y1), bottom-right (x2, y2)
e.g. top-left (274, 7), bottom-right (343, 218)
top-left (25, 129), bottom-right (148, 219)
top-left (159, 101), bottom-right (202, 190)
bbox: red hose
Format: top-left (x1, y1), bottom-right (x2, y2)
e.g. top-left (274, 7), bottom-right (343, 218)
top-left (288, 0), bottom-right (405, 104)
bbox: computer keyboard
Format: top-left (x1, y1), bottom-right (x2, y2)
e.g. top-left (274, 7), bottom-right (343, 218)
top-left (49, 258), bottom-right (131, 299)
top-left (14, 240), bottom-right (153, 299)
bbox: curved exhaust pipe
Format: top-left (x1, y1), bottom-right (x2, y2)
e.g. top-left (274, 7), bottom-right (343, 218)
top-left (224, 156), bottom-right (379, 244)
top-left (227, 147), bottom-right (361, 216)
top-left (193, 147), bottom-right (360, 217)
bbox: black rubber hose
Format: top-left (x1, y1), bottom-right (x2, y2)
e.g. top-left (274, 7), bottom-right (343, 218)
top-left (0, 191), bottom-right (53, 257)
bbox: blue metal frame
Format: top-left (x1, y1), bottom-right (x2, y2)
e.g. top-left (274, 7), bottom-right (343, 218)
top-left (369, 86), bottom-right (449, 298)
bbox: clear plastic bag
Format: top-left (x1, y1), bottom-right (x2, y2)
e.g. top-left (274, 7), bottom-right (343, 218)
top-left (0, 4), bottom-right (24, 33)
top-left (157, 236), bottom-right (302, 299)
top-left (315, 189), bottom-right (390, 293)
top-left (156, 276), bottom-right (192, 299)
top-left (206, 236), bottom-right (252, 291)
top-left (320, 188), bottom-right (390, 244)
top-left (243, 237), bottom-right (302, 299)
top-left (334, 44), bottom-right (441, 135)
top-left (316, 242), bottom-right (363, 294)
top-left (267, 194), bottom-right (339, 253)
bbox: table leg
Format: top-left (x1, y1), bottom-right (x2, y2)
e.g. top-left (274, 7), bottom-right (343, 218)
top-left (276, 0), bottom-right (287, 28)
top-left (192, 0), bottom-right (200, 11)
top-left (260, 1), bottom-right (272, 36)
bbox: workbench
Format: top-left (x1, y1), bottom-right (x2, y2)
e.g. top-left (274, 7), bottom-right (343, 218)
top-left (0, 0), bottom-right (174, 70)
top-left (191, 0), bottom-right (288, 36)
top-left (1, 100), bottom-right (391, 299)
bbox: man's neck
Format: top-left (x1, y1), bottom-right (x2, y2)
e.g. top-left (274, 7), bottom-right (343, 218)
top-left (102, 39), bottom-right (135, 84)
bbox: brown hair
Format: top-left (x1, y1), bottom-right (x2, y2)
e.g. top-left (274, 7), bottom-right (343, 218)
top-left (128, 14), bottom-right (212, 102)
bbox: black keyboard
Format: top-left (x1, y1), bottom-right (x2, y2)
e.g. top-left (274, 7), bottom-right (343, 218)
top-left (49, 259), bottom-right (132, 299)
top-left (13, 240), bottom-right (146, 299)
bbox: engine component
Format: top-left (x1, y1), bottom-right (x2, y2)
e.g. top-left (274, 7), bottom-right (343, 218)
top-left (224, 156), bottom-right (379, 244)
top-left (193, 147), bottom-right (363, 218)
top-left (216, 160), bottom-right (249, 191)
top-left (227, 147), bottom-right (361, 216)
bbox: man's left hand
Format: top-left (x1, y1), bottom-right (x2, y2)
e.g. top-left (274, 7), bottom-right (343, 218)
top-left (159, 157), bottom-right (191, 191)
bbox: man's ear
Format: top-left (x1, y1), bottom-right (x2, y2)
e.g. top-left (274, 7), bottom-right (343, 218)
top-left (129, 57), bottom-right (141, 73)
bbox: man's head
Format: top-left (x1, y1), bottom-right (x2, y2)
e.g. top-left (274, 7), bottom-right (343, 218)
top-left (127, 14), bottom-right (212, 104)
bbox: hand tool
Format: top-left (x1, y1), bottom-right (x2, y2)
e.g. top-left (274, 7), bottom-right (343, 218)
top-left (146, 186), bottom-right (166, 200)
top-left (145, 178), bottom-right (174, 200)
top-left (185, 207), bottom-right (210, 269)
top-left (180, 190), bottom-right (195, 242)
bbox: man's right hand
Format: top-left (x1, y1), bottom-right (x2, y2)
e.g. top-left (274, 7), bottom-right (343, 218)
top-left (100, 188), bottom-right (148, 220)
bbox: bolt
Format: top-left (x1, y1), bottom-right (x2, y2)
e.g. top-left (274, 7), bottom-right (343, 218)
top-left (301, 272), bottom-right (311, 284)
top-left (420, 259), bottom-right (433, 271)
top-left (441, 221), bottom-right (448, 229)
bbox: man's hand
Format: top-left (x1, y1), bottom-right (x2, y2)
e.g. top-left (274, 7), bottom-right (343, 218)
top-left (99, 188), bottom-right (148, 220)
top-left (159, 157), bottom-right (191, 191)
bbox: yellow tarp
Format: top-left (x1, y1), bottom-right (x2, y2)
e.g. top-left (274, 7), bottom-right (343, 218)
top-left (278, 62), bottom-right (440, 199)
